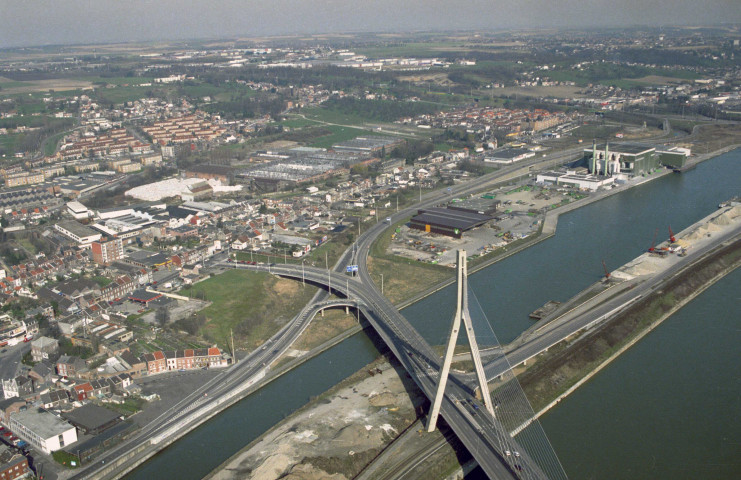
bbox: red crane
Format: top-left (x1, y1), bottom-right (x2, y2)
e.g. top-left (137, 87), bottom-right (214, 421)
top-left (602, 259), bottom-right (610, 279)
top-left (648, 228), bottom-right (658, 253)
top-left (669, 226), bottom-right (676, 243)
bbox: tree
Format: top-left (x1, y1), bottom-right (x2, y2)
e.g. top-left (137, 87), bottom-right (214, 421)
top-left (156, 307), bottom-right (171, 327)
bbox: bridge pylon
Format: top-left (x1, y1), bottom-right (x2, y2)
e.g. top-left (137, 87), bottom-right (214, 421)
top-left (427, 250), bottom-right (495, 432)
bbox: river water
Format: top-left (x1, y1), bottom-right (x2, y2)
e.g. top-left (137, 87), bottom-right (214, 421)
top-left (126, 150), bottom-right (741, 479)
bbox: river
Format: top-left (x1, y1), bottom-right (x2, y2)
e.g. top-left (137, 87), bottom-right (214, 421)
top-left (126, 149), bottom-right (741, 479)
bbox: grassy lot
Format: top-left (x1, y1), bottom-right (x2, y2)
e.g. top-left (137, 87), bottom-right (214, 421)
top-left (293, 309), bottom-right (359, 351)
top-left (91, 276), bottom-right (112, 287)
top-left (43, 130), bottom-right (68, 156)
top-left (301, 106), bottom-right (371, 126)
top-left (181, 269), bottom-right (319, 349)
top-left (547, 65), bottom-right (700, 88)
top-left (281, 116), bottom-right (322, 128)
top-left (93, 85), bottom-right (165, 105)
top-left (0, 133), bottom-right (19, 156)
top-left (14, 237), bottom-right (38, 255)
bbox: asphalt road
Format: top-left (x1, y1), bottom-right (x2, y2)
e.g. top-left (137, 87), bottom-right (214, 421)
top-left (70, 148), bottom-right (587, 480)
top-left (0, 342), bottom-right (30, 383)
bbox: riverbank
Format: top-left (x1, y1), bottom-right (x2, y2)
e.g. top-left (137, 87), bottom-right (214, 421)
top-left (204, 355), bottom-right (427, 480)
top-left (198, 142), bottom-right (740, 480)
top-left (206, 198), bottom-right (740, 480)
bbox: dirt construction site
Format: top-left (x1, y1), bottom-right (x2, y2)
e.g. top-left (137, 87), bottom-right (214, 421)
top-left (387, 183), bottom-right (587, 266)
top-left (208, 357), bottom-right (426, 480)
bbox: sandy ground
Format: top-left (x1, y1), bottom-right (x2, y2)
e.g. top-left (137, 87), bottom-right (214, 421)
top-left (208, 359), bottom-right (425, 480)
top-left (613, 203), bottom-right (741, 280)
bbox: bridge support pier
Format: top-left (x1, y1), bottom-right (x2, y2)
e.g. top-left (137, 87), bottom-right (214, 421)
top-left (427, 250), bottom-right (495, 433)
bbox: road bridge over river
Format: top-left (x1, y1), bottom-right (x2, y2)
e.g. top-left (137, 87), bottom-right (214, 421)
top-left (248, 260), bottom-right (563, 479)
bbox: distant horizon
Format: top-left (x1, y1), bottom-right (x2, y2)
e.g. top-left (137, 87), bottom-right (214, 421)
top-left (2, 23), bottom-right (740, 53)
top-left (1, 0), bottom-right (739, 50)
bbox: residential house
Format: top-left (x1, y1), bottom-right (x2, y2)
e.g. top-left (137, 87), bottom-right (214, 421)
top-left (56, 355), bottom-right (88, 378)
top-left (40, 390), bottom-right (71, 410)
top-left (30, 336), bottom-right (59, 363)
top-left (1, 376), bottom-right (34, 400)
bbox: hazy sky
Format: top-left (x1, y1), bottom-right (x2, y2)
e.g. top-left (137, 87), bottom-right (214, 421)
top-left (1, 0), bottom-right (739, 48)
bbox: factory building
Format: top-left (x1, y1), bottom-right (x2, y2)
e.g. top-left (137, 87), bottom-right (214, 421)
top-left (536, 170), bottom-right (615, 191)
top-left (584, 142), bottom-right (660, 177)
top-left (447, 198), bottom-right (500, 216)
top-left (410, 207), bottom-right (493, 239)
top-left (331, 136), bottom-right (403, 155)
top-left (583, 142), bottom-right (688, 177)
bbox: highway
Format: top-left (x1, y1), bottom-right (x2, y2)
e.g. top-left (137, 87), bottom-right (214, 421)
top-left (71, 293), bottom-right (362, 480)
top-left (74, 150), bottom-right (584, 480)
top-left (209, 261), bottom-right (552, 479)
top-left (72, 139), bottom-right (735, 479)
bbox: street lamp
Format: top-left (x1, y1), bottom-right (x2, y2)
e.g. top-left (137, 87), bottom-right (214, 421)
top-left (380, 273), bottom-right (384, 295)
top-left (301, 260), bottom-right (305, 287)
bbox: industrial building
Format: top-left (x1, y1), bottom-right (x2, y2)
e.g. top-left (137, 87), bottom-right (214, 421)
top-left (331, 136), bottom-right (403, 155)
top-left (410, 207), bottom-right (493, 238)
top-left (584, 142), bottom-right (687, 177)
top-left (447, 197), bottom-right (500, 216)
top-left (484, 147), bottom-right (536, 164)
top-left (238, 149), bottom-right (366, 192)
top-left (62, 403), bottom-right (122, 435)
top-left (184, 164), bottom-right (235, 184)
top-left (54, 220), bottom-right (102, 246)
top-left (536, 170), bottom-right (615, 191)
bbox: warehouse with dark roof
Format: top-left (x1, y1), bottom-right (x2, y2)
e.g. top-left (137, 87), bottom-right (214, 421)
top-left (409, 207), bottom-right (493, 238)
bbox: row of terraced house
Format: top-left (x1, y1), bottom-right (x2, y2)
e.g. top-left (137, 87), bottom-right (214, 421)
top-left (141, 347), bottom-right (228, 375)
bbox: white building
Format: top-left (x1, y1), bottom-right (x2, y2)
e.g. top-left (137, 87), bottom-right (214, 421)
top-left (66, 201), bottom-right (92, 220)
top-left (8, 409), bottom-right (78, 454)
top-left (536, 170), bottom-right (615, 191)
top-left (54, 220), bottom-right (102, 247)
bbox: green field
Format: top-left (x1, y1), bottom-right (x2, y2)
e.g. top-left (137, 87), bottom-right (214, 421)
top-left (280, 116), bottom-right (322, 128)
top-left (180, 269), bottom-right (318, 349)
top-left (546, 65), bottom-right (701, 88)
top-left (301, 106), bottom-right (371, 126)
top-left (0, 134), bottom-right (18, 156)
top-left (356, 41), bottom-right (456, 59)
top-left (43, 131), bottom-right (68, 156)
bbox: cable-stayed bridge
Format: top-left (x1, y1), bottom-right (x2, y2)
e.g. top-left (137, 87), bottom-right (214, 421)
top-left (250, 257), bottom-right (567, 480)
